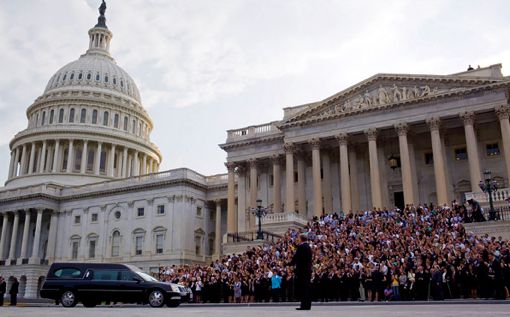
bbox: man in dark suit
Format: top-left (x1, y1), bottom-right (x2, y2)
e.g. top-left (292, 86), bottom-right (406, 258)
top-left (9, 277), bottom-right (18, 306)
top-left (0, 276), bottom-right (6, 306)
top-left (288, 233), bottom-right (313, 310)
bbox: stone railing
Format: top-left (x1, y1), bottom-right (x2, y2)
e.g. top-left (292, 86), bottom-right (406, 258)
top-left (61, 168), bottom-right (209, 196)
top-left (226, 121), bottom-right (281, 142)
top-left (465, 188), bottom-right (510, 206)
top-left (262, 212), bottom-right (308, 226)
top-left (206, 173), bottom-right (228, 186)
top-left (0, 183), bottom-right (63, 200)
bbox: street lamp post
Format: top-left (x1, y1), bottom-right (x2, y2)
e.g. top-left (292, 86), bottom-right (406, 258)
top-left (479, 169), bottom-right (499, 220)
top-left (251, 199), bottom-right (269, 240)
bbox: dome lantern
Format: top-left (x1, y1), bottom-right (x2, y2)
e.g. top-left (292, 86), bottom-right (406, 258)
top-left (87, 1), bottom-right (112, 58)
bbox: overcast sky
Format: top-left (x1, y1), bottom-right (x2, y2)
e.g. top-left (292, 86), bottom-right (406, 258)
top-left (0, 0), bottom-right (509, 185)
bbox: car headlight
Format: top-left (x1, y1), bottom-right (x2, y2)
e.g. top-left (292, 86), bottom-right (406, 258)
top-left (170, 284), bottom-right (180, 293)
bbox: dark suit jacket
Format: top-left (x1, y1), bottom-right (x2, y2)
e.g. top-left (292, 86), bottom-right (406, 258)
top-left (289, 242), bottom-right (312, 279)
top-left (0, 281), bottom-right (6, 294)
top-left (9, 281), bottom-right (18, 295)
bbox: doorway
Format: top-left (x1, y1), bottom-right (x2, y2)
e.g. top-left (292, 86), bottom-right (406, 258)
top-left (394, 191), bottom-right (404, 210)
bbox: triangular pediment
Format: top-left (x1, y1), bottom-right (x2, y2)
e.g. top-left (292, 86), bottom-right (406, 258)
top-left (280, 72), bottom-right (508, 127)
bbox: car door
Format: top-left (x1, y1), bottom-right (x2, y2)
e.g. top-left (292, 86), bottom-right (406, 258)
top-left (119, 270), bottom-right (145, 303)
top-left (89, 269), bottom-right (122, 303)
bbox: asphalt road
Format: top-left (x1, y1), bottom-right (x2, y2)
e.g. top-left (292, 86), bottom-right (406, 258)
top-left (0, 304), bottom-right (509, 317)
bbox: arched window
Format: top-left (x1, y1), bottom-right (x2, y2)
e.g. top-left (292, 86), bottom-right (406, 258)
top-left (58, 109), bottom-right (64, 123)
top-left (35, 113), bottom-right (39, 127)
top-left (114, 114), bottom-right (119, 128)
top-left (96, 73), bottom-right (100, 81)
top-left (80, 109), bottom-right (86, 123)
top-left (132, 119), bottom-right (136, 134)
top-left (92, 110), bottom-right (98, 124)
top-left (87, 73), bottom-right (91, 80)
top-left (104, 74), bottom-right (109, 83)
top-left (62, 73), bottom-right (67, 81)
top-left (111, 230), bottom-right (121, 257)
top-left (41, 111), bottom-right (46, 126)
top-left (69, 108), bottom-right (75, 123)
top-left (70, 73), bottom-right (74, 80)
top-left (123, 117), bottom-right (128, 131)
top-left (78, 72), bottom-right (83, 80)
top-left (103, 111), bottom-right (109, 126)
top-left (49, 109), bottom-right (54, 124)
top-left (113, 77), bottom-right (117, 85)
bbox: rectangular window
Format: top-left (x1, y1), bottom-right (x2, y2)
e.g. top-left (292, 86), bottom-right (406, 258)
top-left (135, 236), bottom-right (143, 255)
top-left (74, 149), bottom-right (82, 171)
top-left (91, 213), bottom-right (98, 222)
top-left (157, 205), bottom-right (165, 215)
top-left (137, 207), bottom-right (145, 217)
top-left (92, 269), bottom-right (120, 281)
top-left (455, 147), bottom-right (468, 161)
top-left (424, 152), bottom-right (434, 165)
top-left (87, 149), bottom-right (94, 172)
top-left (486, 143), bottom-right (500, 156)
top-left (89, 240), bottom-right (96, 258)
top-left (196, 207), bottom-right (202, 217)
top-left (269, 174), bottom-right (274, 186)
top-left (155, 234), bottom-right (164, 254)
top-left (294, 171), bottom-right (298, 183)
top-left (71, 241), bottom-right (79, 259)
top-left (74, 215), bottom-right (81, 224)
top-left (195, 236), bottom-right (201, 256)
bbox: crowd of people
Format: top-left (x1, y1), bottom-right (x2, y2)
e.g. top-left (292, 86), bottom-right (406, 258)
top-left (159, 202), bottom-right (510, 303)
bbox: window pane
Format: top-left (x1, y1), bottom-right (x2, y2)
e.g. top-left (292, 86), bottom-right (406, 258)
top-left (92, 110), bottom-right (98, 124)
top-left (80, 109), bottom-right (86, 123)
top-left (89, 240), bottom-right (96, 258)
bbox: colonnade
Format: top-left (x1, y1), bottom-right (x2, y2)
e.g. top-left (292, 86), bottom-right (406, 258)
top-left (0, 209), bottom-right (57, 265)
top-left (7, 139), bottom-right (160, 180)
top-left (225, 106), bottom-right (510, 233)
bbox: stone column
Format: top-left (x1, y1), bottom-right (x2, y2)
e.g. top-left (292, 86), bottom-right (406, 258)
top-left (310, 138), bottom-right (323, 217)
top-left (427, 118), bottom-right (449, 205)
top-left (0, 213), bottom-right (10, 260)
top-left (95, 142), bottom-right (102, 175)
top-left (67, 139), bottom-right (74, 172)
top-left (272, 155), bottom-right (282, 212)
top-left (28, 142), bottom-right (36, 174)
top-left (8, 150), bottom-right (15, 179)
top-left (395, 123), bottom-right (415, 205)
top-left (12, 147), bottom-right (21, 178)
top-left (237, 166), bottom-right (247, 232)
top-left (127, 153), bottom-right (133, 177)
top-left (80, 141), bottom-right (88, 173)
top-left (248, 159), bottom-right (258, 211)
top-left (29, 209), bottom-right (43, 264)
top-left (284, 143), bottom-right (295, 213)
top-left (39, 140), bottom-right (47, 173)
top-left (122, 147), bottom-right (128, 177)
top-left (46, 145), bottom-right (54, 173)
top-left (460, 111), bottom-right (482, 192)
top-left (7, 211), bottom-right (20, 263)
top-left (322, 151), bottom-right (333, 213)
top-left (20, 144), bottom-right (28, 175)
top-left (46, 211), bottom-right (58, 262)
top-left (19, 210), bottom-right (31, 264)
top-left (214, 200), bottom-right (222, 258)
top-left (297, 153), bottom-right (307, 216)
top-left (133, 152), bottom-right (140, 176)
top-left (108, 144), bottom-right (116, 177)
top-left (496, 105), bottom-right (510, 183)
top-left (336, 134), bottom-right (352, 213)
top-left (142, 154), bottom-right (147, 175)
top-left (365, 128), bottom-right (383, 209)
top-left (226, 163), bottom-right (237, 234)
top-left (52, 140), bottom-right (60, 173)
top-left (349, 147), bottom-right (360, 212)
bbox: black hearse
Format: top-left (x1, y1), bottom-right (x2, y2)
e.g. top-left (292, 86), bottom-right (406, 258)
top-left (40, 263), bottom-right (185, 307)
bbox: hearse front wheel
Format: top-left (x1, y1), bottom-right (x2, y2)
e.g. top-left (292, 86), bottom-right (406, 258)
top-left (148, 289), bottom-right (165, 307)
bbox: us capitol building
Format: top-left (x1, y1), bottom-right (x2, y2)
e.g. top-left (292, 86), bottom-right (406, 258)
top-left (1, 2), bottom-right (510, 299)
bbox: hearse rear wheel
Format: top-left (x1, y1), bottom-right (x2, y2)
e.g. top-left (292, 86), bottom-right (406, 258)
top-left (61, 290), bottom-right (78, 308)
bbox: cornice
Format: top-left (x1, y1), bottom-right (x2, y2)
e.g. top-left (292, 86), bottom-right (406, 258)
top-left (279, 81), bottom-right (510, 129)
top-left (219, 133), bottom-right (284, 150)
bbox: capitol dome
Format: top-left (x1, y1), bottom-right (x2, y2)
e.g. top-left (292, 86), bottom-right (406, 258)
top-left (5, 1), bottom-right (162, 188)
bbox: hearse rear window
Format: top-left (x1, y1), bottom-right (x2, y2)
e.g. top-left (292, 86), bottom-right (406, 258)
top-left (53, 267), bottom-right (82, 278)
top-left (90, 269), bottom-right (121, 281)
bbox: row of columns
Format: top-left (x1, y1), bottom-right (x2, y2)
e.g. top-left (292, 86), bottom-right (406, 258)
top-left (225, 106), bottom-right (510, 233)
top-left (0, 209), bottom-right (58, 265)
top-left (7, 139), bottom-right (160, 180)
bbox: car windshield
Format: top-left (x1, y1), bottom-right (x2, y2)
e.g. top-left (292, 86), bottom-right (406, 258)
top-left (136, 271), bottom-right (158, 282)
